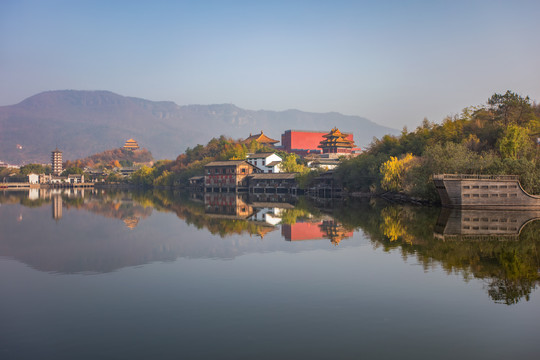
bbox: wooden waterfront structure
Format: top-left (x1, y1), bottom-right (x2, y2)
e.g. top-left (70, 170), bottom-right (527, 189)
top-left (308, 171), bottom-right (342, 198)
top-left (433, 174), bottom-right (540, 209)
top-left (248, 173), bottom-right (299, 194)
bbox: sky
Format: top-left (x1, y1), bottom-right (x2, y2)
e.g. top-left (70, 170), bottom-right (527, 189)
top-left (1, 0), bottom-right (539, 130)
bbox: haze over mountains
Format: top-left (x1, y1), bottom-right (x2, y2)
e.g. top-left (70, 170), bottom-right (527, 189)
top-left (0, 90), bottom-right (398, 164)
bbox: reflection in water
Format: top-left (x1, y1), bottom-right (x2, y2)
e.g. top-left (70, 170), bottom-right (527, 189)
top-left (1, 189), bottom-right (539, 305)
top-left (52, 194), bottom-right (62, 220)
top-left (282, 220), bottom-right (353, 245)
top-left (434, 208), bottom-right (540, 241)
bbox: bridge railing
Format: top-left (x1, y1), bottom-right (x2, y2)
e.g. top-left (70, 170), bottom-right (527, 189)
top-left (432, 174), bottom-right (520, 181)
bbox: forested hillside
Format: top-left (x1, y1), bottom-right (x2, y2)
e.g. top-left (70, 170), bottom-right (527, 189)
top-left (335, 91), bottom-right (540, 201)
top-left (64, 148), bottom-right (153, 169)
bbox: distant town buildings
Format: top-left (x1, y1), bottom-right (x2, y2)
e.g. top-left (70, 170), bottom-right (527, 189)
top-left (123, 138), bottom-right (140, 150)
top-left (0, 161), bottom-right (20, 169)
top-left (51, 148), bottom-right (63, 175)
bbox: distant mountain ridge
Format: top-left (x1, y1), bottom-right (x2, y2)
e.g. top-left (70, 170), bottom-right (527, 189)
top-left (0, 90), bottom-right (398, 164)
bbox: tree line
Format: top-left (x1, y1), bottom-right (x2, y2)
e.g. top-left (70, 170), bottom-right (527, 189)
top-left (335, 90), bottom-right (540, 201)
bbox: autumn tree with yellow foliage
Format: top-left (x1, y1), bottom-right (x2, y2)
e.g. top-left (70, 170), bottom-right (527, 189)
top-left (380, 153), bottom-right (415, 192)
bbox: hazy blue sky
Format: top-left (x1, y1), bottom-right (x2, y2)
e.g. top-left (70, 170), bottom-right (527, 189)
top-left (1, 0), bottom-right (539, 129)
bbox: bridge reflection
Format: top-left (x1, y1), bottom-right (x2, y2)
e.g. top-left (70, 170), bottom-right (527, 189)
top-left (434, 208), bottom-right (540, 241)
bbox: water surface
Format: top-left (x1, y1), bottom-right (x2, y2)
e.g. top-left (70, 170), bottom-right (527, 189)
top-left (1, 189), bottom-right (539, 359)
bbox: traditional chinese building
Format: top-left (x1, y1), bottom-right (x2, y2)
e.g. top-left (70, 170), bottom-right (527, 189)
top-left (123, 138), bottom-right (140, 150)
top-left (280, 129), bottom-right (358, 156)
top-left (318, 127), bottom-right (356, 154)
top-left (243, 131), bottom-right (279, 147)
top-left (204, 160), bottom-right (259, 192)
top-left (51, 148), bottom-right (63, 176)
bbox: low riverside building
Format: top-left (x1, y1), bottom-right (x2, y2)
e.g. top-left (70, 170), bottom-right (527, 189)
top-left (248, 173), bottom-right (298, 194)
top-left (188, 176), bottom-right (204, 190)
top-left (246, 153), bottom-right (282, 173)
top-left (204, 160), bottom-right (259, 193)
top-left (307, 156), bottom-right (341, 170)
top-left (28, 173), bottom-right (39, 184)
top-left (308, 171), bottom-right (342, 198)
top-left (67, 174), bottom-right (84, 184)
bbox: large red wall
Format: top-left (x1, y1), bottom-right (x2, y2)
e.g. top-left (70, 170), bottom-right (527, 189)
top-left (281, 130), bottom-right (354, 153)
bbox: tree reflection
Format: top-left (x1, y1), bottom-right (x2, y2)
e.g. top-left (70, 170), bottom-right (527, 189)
top-left (3, 188), bottom-right (539, 304)
top-left (330, 198), bottom-right (540, 305)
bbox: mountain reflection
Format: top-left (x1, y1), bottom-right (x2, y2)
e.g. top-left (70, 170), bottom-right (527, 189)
top-left (1, 189), bottom-right (539, 305)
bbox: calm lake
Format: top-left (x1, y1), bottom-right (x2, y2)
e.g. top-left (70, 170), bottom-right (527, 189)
top-left (1, 188), bottom-right (539, 359)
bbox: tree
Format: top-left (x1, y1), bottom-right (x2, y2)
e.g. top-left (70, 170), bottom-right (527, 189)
top-left (19, 163), bottom-right (50, 176)
top-left (61, 167), bottom-right (84, 176)
top-left (130, 166), bottom-right (154, 187)
top-left (280, 154), bottom-right (308, 173)
top-left (380, 153), bottom-right (415, 192)
top-left (498, 125), bottom-right (532, 160)
top-left (488, 90), bottom-right (537, 126)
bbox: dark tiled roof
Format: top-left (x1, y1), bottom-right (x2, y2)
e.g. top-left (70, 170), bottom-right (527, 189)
top-left (243, 131), bottom-right (279, 144)
top-left (205, 160), bottom-right (250, 167)
top-left (246, 152), bottom-right (277, 158)
top-left (249, 173), bottom-right (297, 180)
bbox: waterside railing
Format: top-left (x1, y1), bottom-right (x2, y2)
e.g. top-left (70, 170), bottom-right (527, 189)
top-left (433, 174), bottom-right (520, 181)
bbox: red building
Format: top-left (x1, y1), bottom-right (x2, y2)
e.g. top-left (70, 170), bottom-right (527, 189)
top-left (280, 130), bottom-right (358, 156)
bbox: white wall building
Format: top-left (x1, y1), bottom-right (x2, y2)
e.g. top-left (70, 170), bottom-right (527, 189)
top-left (246, 153), bottom-right (282, 173)
top-left (28, 173), bottom-right (39, 184)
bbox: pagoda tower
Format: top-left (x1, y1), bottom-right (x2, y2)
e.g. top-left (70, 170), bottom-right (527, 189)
top-left (318, 127), bottom-right (356, 154)
top-left (123, 138), bottom-right (140, 150)
top-left (51, 148), bottom-right (63, 176)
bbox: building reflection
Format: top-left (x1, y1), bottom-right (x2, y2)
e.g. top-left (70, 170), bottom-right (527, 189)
top-left (434, 208), bottom-right (540, 241)
top-left (204, 193), bottom-right (254, 219)
top-left (52, 194), bottom-right (63, 220)
top-left (282, 220), bottom-right (353, 245)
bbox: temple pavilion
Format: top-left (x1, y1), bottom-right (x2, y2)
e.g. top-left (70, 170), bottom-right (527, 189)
top-left (318, 127), bottom-right (356, 154)
top-left (243, 131), bottom-right (279, 147)
top-left (123, 139), bottom-right (140, 150)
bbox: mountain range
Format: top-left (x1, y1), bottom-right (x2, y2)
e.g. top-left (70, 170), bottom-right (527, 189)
top-left (0, 90), bottom-right (398, 164)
